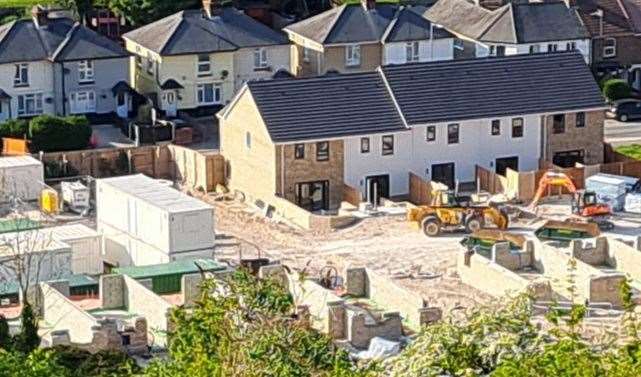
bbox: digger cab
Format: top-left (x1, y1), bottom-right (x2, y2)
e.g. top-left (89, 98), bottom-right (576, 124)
top-left (582, 191), bottom-right (598, 206)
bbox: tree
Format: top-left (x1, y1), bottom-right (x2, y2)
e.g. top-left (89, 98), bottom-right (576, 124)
top-left (603, 79), bottom-right (632, 101)
top-left (0, 316), bottom-right (11, 351)
top-left (14, 304), bottom-right (39, 354)
top-left (108, 0), bottom-right (200, 26)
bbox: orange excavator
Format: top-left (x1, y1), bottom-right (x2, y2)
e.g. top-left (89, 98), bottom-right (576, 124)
top-left (530, 171), bottom-right (611, 220)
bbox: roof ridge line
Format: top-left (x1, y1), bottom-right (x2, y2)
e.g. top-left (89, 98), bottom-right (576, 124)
top-left (376, 66), bottom-right (409, 128)
top-left (159, 14), bottom-right (188, 55)
top-left (381, 5), bottom-right (402, 43)
top-left (51, 22), bottom-right (80, 61)
top-left (0, 20), bottom-right (18, 53)
top-left (322, 4), bottom-right (347, 44)
top-left (479, 3), bottom-right (515, 42)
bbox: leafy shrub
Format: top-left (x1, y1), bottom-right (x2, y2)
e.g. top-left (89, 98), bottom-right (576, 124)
top-left (0, 119), bottom-right (29, 139)
top-left (603, 79), bottom-right (632, 101)
top-left (28, 115), bottom-right (92, 152)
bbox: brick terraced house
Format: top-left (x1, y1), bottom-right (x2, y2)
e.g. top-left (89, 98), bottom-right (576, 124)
top-left (218, 52), bottom-right (606, 212)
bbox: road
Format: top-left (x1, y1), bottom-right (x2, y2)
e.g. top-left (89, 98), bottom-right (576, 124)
top-left (605, 118), bottom-right (641, 147)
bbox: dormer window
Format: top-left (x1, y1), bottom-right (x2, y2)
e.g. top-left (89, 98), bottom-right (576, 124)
top-left (78, 60), bottom-right (94, 83)
top-left (346, 44), bottom-right (361, 67)
top-left (14, 64), bottom-right (29, 87)
top-left (604, 38), bottom-right (616, 58)
top-left (253, 48), bottom-right (268, 70)
top-left (197, 54), bottom-right (211, 76)
top-left (405, 41), bottom-right (419, 63)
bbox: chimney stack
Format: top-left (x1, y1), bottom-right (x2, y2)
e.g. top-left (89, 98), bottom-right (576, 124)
top-left (202, 0), bottom-right (223, 18)
top-left (360, 0), bottom-right (376, 11)
top-left (31, 5), bottom-right (49, 28)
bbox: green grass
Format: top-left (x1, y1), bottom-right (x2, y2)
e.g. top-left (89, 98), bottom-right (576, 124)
top-left (615, 144), bottom-right (641, 160)
top-left (0, 0), bottom-right (54, 9)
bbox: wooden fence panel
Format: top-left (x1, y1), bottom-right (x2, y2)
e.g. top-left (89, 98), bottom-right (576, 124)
top-left (409, 172), bottom-right (431, 205)
top-left (342, 184), bottom-right (362, 207)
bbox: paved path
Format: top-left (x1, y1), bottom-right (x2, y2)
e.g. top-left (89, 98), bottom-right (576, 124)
top-left (605, 119), bottom-right (641, 146)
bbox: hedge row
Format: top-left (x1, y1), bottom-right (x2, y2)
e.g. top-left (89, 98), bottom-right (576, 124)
top-left (0, 115), bottom-right (92, 152)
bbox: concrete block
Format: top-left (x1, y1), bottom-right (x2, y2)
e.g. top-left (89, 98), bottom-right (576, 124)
top-left (327, 301), bottom-right (346, 340)
top-left (100, 275), bottom-right (124, 309)
top-left (419, 307), bottom-right (442, 326)
top-left (258, 264), bottom-right (289, 289)
top-left (182, 273), bottom-right (203, 307)
top-left (345, 268), bottom-right (367, 297)
top-left (348, 311), bottom-right (402, 349)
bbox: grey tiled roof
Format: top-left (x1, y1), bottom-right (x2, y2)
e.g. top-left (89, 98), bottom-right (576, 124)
top-left (247, 72), bottom-right (407, 142)
top-left (381, 52), bottom-right (605, 125)
top-left (0, 17), bottom-right (128, 64)
top-left (285, 4), bottom-right (450, 45)
top-left (123, 8), bottom-right (288, 55)
top-left (244, 52), bottom-right (605, 142)
top-left (425, 0), bottom-right (589, 44)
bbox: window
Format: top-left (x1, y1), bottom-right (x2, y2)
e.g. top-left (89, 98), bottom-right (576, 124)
top-left (245, 132), bottom-right (251, 149)
top-left (360, 137), bottom-right (370, 153)
top-left (345, 44), bottom-right (361, 67)
top-left (405, 41), bottom-right (419, 63)
top-left (553, 114), bottom-right (565, 134)
top-left (146, 57), bottom-right (154, 75)
top-left (196, 83), bottom-right (222, 104)
top-left (529, 44), bottom-right (540, 53)
top-left (295, 143), bottom-right (305, 159)
top-left (121, 334), bottom-right (131, 346)
top-left (303, 47), bottom-right (311, 63)
top-left (547, 43), bottom-right (558, 52)
top-left (426, 126), bottom-right (436, 142)
top-left (491, 119), bottom-right (501, 135)
top-left (447, 124), bottom-right (459, 144)
top-left (197, 54), bottom-right (211, 76)
top-left (78, 60), bottom-right (94, 83)
top-left (604, 38), bottom-right (616, 58)
top-left (496, 46), bottom-right (506, 57)
top-left (17, 93), bottom-right (43, 116)
top-left (454, 39), bottom-right (464, 51)
top-left (254, 48), bottom-right (268, 69)
top-left (489, 45), bottom-right (495, 56)
top-left (576, 112), bottom-right (585, 128)
top-left (316, 141), bottom-right (329, 161)
top-left (69, 90), bottom-right (96, 114)
top-left (135, 55), bottom-right (142, 68)
top-left (512, 118), bottom-right (523, 138)
top-left (13, 64), bottom-right (28, 87)
top-left (382, 135), bottom-right (394, 155)
top-left (566, 41), bottom-right (577, 51)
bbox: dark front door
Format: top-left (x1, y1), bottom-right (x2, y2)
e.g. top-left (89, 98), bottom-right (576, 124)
top-left (553, 150), bottom-right (584, 168)
top-left (432, 163), bottom-right (455, 189)
top-left (495, 156), bottom-right (519, 176)
top-left (296, 181), bottom-right (329, 212)
top-left (366, 175), bottom-right (390, 205)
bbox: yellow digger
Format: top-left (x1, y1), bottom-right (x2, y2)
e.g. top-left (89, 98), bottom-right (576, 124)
top-left (408, 190), bottom-right (509, 237)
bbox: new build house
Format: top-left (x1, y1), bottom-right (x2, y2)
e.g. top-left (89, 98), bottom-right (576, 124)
top-left (0, 6), bottom-right (132, 121)
top-left (122, 4), bottom-right (290, 116)
top-left (424, 0), bottom-right (591, 63)
top-left (284, 0), bottom-right (455, 77)
top-left (219, 52), bottom-right (606, 211)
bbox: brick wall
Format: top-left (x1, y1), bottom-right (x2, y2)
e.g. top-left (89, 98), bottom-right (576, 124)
top-left (545, 110), bottom-right (604, 165)
top-left (592, 35), bottom-right (641, 67)
top-left (275, 140), bottom-right (345, 209)
top-left (323, 44), bottom-right (382, 74)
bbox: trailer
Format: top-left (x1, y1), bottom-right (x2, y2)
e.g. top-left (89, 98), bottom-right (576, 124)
top-left (96, 174), bottom-right (215, 267)
top-left (0, 156), bottom-right (44, 202)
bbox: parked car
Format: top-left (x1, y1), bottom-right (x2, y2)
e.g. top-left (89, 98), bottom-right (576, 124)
top-left (607, 99), bottom-right (641, 122)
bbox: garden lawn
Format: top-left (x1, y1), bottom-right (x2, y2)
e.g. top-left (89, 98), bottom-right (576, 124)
top-left (615, 144), bottom-right (641, 160)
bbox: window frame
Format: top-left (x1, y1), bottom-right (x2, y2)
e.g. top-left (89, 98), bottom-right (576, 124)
top-left (566, 41), bottom-right (577, 51)
top-left (294, 143), bottom-right (305, 159)
top-left (603, 37), bottom-right (616, 58)
top-left (17, 93), bottom-right (43, 117)
top-left (360, 137), bottom-right (370, 153)
top-left (447, 124), bottom-right (459, 144)
top-left (547, 43), bottom-right (558, 52)
top-left (491, 119), bottom-right (501, 136)
top-left (302, 47), bottom-right (311, 63)
top-left (345, 44), bottom-right (361, 67)
top-left (196, 83), bottom-right (222, 105)
top-left (511, 117), bottom-right (524, 138)
top-left (78, 60), bottom-right (94, 83)
top-left (253, 48), bottom-right (268, 69)
top-left (405, 41), bottom-right (420, 63)
top-left (426, 125), bottom-right (436, 142)
top-left (552, 114), bottom-right (566, 134)
top-left (13, 63), bottom-right (29, 87)
top-left (316, 141), bottom-right (330, 161)
top-left (575, 112), bottom-right (585, 128)
top-left (529, 44), bottom-right (540, 53)
top-left (381, 135), bottom-right (394, 156)
top-left (197, 54), bottom-right (212, 76)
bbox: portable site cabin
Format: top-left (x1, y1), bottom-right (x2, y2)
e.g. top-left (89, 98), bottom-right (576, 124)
top-left (585, 174), bottom-right (633, 212)
top-left (96, 174), bottom-right (215, 267)
top-left (38, 224), bottom-right (103, 275)
top-left (0, 156), bottom-right (44, 202)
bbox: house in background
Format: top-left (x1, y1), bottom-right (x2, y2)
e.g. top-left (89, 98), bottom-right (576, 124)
top-left (0, 6), bottom-right (132, 122)
top-left (284, 0), bottom-right (455, 77)
top-left (218, 52), bottom-right (606, 212)
top-left (122, 2), bottom-right (290, 117)
top-left (424, 0), bottom-right (591, 63)
top-left (575, 0), bottom-right (641, 89)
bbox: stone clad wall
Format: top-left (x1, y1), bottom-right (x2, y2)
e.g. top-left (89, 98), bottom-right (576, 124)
top-left (544, 110), bottom-right (604, 165)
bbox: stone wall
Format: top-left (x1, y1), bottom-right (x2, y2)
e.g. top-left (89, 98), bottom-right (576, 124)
top-left (287, 272), bottom-right (344, 334)
top-left (100, 275), bottom-right (124, 309)
top-left (544, 110), bottom-right (604, 165)
top-left (347, 311), bottom-right (402, 349)
top-left (123, 275), bottom-right (172, 348)
top-left (571, 238), bottom-right (608, 267)
top-left (40, 283), bottom-right (98, 344)
top-left (607, 238), bottom-right (641, 282)
top-left (323, 44), bottom-right (382, 74)
top-left (89, 317), bottom-right (147, 355)
top-left (491, 242), bottom-right (533, 271)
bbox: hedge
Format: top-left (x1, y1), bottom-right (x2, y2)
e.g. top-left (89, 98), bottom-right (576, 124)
top-left (0, 119), bottom-right (28, 139)
top-left (28, 115), bottom-right (92, 152)
top-left (602, 79), bottom-right (632, 101)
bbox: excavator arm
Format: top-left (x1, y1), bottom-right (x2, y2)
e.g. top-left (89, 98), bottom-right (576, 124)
top-left (483, 207), bottom-right (509, 230)
top-left (530, 172), bottom-right (577, 208)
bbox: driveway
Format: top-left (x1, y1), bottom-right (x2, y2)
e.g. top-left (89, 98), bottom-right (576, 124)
top-left (91, 124), bottom-right (134, 149)
top-left (605, 118), bottom-right (641, 147)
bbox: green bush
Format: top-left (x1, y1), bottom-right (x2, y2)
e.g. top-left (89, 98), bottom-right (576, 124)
top-left (603, 79), bottom-right (632, 101)
top-left (28, 115), bottom-right (92, 152)
top-left (0, 119), bottom-right (29, 139)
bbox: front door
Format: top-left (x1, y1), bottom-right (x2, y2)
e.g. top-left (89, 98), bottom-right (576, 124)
top-left (0, 99), bottom-right (8, 122)
top-left (116, 92), bottom-right (130, 118)
top-left (295, 181), bottom-right (329, 212)
top-left (495, 156), bottom-right (519, 176)
top-left (366, 174), bottom-right (390, 205)
top-left (553, 150), bottom-right (584, 168)
top-left (164, 91), bottom-right (177, 118)
top-left (432, 163), bottom-right (455, 189)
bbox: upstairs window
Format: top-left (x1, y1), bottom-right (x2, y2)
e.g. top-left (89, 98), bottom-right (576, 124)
top-left (553, 114), bottom-right (565, 134)
top-left (529, 44), bottom-right (540, 53)
top-left (360, 137), bottom-right (370, 153)
top-left (426, 126), bottom-right (436, 142)
top-left (604, 38), bottom-right (616, 58)
top-left (566, 41), bottom-right (577, 51)
top-left (316, 141), bottom-right (329, 161)
top-left (303, 47), bottom-right (311, 63)
top-left (382, 135), bottom-right (394, 155)
top-left (512, 118), bottom-right (524, 138)
top-left (78, 60), bottom-right (94, 83)
top-left (576, 112), bottom-right (585, 128)
top-left (14, 64), bottom-right (28, 87)
top-left (146, 57), bottom-right (154, 75)
top-left (295, 143), bottom-right (305, 159)
top-left (447, 124), bottom-right (459, 144)
top-left (197, 55), bottom-right (211, 76)
top-left (254, 48), bottom-right (268, 69)
top-left (405, 41), bottom-right (419, 63)
top-left (491, 120), bottom-right (501, 135)
top-left (547, 43), bottom-right (558, 52)
top-left (346, 44), bottom-right (361, 67)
